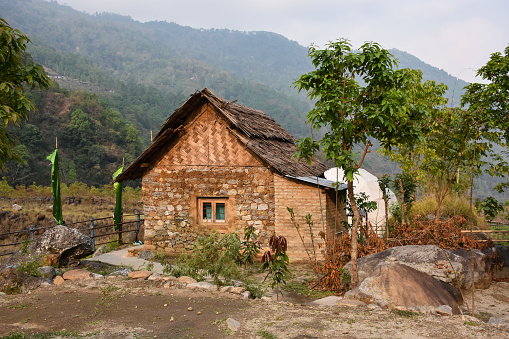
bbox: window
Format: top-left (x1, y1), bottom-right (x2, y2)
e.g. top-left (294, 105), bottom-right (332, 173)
top-left (199, 198), bottom-right (228, 223)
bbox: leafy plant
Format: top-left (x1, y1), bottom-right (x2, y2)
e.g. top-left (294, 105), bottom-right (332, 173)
top-left (479, 196), bottom-right (504, 221)
top-left (261, 234), bottom-right (290, 300)
top-left (168, 231), bottom-right (242, 286)
top-left (239, 225), bottom-right (261, 266)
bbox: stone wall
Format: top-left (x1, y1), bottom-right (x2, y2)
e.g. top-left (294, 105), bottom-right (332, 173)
top-left (142, 166), bottom-right (275, 255)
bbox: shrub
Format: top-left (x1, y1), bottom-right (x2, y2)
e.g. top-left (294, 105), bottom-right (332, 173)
top-left (409, 194), bottom-right (478, 226)
top-left (167, 231), bottom-right (243, 286)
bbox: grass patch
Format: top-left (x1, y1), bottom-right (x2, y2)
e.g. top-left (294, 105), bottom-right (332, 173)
top-left (281, 280), bottom-right (336, 299)
top-left (257, 330), bottom-right (278, 339)
top-left (392, 309), bottom-right (420, 319)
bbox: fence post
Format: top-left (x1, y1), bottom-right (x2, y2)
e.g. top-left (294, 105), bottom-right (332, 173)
top-left (90, 217), bottom-right (95, 248)
top-left (118, 215), bottom-right (123, 245)
top-left (29, 227), bottom-right (34, 241)
top-left (136, 211), bottom-right (141, 240)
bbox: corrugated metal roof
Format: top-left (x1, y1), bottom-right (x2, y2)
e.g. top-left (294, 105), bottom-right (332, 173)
top-left (286, 175), bottom-right (348, 190)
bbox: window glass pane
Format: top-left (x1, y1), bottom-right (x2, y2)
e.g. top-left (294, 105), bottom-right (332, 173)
top-left (203, 202), bottom-right (212, 220)
top-left (216, 203), bottom-right (225, 221)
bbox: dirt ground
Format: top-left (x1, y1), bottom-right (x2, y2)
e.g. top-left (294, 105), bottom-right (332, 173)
top-left (0, 274), bottom-right (508, 339)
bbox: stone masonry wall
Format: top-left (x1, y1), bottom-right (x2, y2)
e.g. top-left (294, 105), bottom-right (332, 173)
top-left (142, 166), bottom-right (275, 255)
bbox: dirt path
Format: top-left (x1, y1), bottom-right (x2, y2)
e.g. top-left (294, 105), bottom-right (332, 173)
top-left (1, 277), bottom-right (508, 338)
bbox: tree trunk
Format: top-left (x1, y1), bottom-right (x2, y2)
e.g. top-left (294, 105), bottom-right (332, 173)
top-left (348, 180), bottom-right (360, 288)
top-left (399, 179), bottom-right (405, 224)
top-left (383, 190), bottom-right (389, 239)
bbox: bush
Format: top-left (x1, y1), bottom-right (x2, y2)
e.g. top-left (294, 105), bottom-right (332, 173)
top-left (167, 231), bottom-right (243, 286)
top-left (409, 194), bottom-right (478, 226)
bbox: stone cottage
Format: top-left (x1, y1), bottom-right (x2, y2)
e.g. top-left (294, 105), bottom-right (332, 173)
top-left (116, 88), bottom-right (347, 261)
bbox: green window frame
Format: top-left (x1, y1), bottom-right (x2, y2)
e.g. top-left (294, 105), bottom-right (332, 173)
top-left (199, 198), bottom-right (228, 224)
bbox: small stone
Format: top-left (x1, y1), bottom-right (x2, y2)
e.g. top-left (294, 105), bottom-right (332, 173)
top-left (220, 286), bottom-right (233, 293)
top-left (128, 270), bottom-right (153, 280)
top-left (436, 305), bottom-right (453, 316)
top-left (336, 299), bottom-right (366, 307)
top-left (242, 291), bottom-right (250, 299)
top-left (197, 311), bottom-right (201, 315)
top-left (53, 276), bottom-right (65, 285)
top-left (488, 317), bottom-right (507, 327)
top-left (178, 276), bottom-right (197, 284)
top-left (62, 269), bottom-right (93, 281)
top-left (187, 307), bottom-right (193, 311)
top-left (164, 304), bottom-right (168, 307)
top-left (38, 266), bottom-right (56, 279)
top-left (226, 318), bottom-right (240, 332)
top-left (170, 317), bottom-right (174, 322)
top-left (230, 287), bottom-right (245, 295)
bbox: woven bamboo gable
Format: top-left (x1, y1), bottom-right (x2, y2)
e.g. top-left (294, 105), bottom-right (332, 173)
top-left (116, 88), bottom-right (328, 181)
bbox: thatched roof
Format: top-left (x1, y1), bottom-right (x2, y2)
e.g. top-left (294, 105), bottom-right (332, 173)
top-left (116, 88), bottom-right (328, 182)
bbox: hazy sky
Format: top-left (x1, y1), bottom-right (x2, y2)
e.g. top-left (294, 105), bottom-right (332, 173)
top-left (56, 0), bottom-right (508, 83)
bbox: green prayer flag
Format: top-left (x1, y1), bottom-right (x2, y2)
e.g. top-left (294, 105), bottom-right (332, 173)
top-left (112, 166), bottom-right (124, 230)
top-left (46, 149), bottom-right (63, 225)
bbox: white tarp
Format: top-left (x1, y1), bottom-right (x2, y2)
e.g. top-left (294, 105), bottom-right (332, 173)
top-left (324, 168), bottom-right (398, 230)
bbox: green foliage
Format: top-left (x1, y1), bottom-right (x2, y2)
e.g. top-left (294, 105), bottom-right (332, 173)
top-left (479, 196), bottom-right (504, 221)
top-left (462, 44), bottom-right (509, 194)
top-left (239, 226), bottom-right (261, 266)
top-left (261, 234), bottom-right (290, 300)
top-left (168, 231), bottom-right (243, 286)
top-left (294, 39), bottom-right (432, 286)
top-left (0, 18), bottom-right (51, 169)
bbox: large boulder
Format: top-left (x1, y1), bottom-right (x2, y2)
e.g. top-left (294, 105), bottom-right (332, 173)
top-left (345, 263), bottom-right (462, 314)
top-left (345, 245), bottom-right (492, 290)
top-left (1, 225), bottom-right (94, 268)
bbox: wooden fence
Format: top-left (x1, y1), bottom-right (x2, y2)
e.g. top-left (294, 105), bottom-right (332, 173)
top-left (0, 212), bottom-right (143, 258)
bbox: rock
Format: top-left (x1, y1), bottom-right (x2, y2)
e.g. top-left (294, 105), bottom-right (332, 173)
top-left (1, 225), bottom-right (94, 269)
top-left (93, 245), bottom-right (107, 257)
top-left (367, 304), bottom-right (380, 310)
top-left (178, 276), bottom-right (197, 284)
top-left (494, 245), bottom-right (509, 267)
top-left (148, 273), bottom-right (163, 281)
top-left (414, 305), bottom-right (436, 314)
top-left (38, 266), bottom-right (56, 279)
top-left (54, 276), bottom-right (65, 285)
top-left (220, 286), bottom-right (233, 293)
top-left (187, 281), bottom-right (216, 291)
top-left (242, 291), bottom-right (250, 299)
top-left (12, 204), bottom-right (22, 211)
top-left (187, 307), bottom-right (193, 311)
top-left (435, 304), bottom-right (453, 316)
top-left (261, 296), bottom-right (272, 302)
top-left (345, 263), bottom-right (461, 314)
top-left (336, 299), bottom-right (366, 307)
top-left (230, 286), bottom-right (245, 295)
top-left (308, 296), bottom-right (343, 307)
top-left (128, 270), bottom-right (153, 279)
top-left (138, 250), bottom-right (155, 260)
top-left (488, 317), bottom-right (507, 327)
top-left (345, 245), bottom-right (492, 290)
top-left (62, 269), bottom-right (94, 280)
top-left (107, 268), bottom-right (132, 277)
top-left (226, 318), bottom-right (240, 331)
top-left (122, 231), bottom-right (137, 244)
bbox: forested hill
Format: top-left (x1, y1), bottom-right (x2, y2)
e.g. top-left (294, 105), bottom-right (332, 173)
top-left (1, 0), bottom-right (472, 189)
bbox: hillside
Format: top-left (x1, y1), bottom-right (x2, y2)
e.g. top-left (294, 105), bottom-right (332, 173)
top-left (2, 0), bottom-right (500, 199)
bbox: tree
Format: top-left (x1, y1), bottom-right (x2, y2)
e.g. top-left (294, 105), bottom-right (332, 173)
top-left (461, 44), bottom-right (509, 194)
top-left (0, 18), bottom-right (50, 169)
top-left (294, 39), bottom-right (428, 287)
